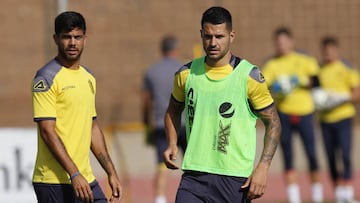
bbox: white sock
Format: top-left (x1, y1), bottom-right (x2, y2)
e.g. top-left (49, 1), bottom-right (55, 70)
top-left (155, 195), bottom-right (167, 203)
top-left (287, 184), bottom-right (301, 203)
top-left (344, 186), bottom-right (354, 202)
top-left (312, 183), bottom-right (323, 203)
top-left (335, 186), bottom-right (345, 203)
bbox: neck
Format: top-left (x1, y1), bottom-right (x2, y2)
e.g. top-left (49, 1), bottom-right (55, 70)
top-left (56, 55), bottom-right (81, 70)
top-left (164, 50), bottom-right (178, 59)
top-left (326, 58), bottom-right (339, 64)
top-left (206, 52), bottom-right (232, 67)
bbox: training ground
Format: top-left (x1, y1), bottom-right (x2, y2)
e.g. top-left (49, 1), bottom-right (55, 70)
top-left (92, 123), bottom-right (360, 203)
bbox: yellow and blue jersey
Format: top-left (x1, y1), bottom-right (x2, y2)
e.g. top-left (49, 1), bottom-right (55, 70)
top-left (318, 60), bottom-right (360, 123)
top-left (262, 51), bottom-right (319, 115)
top-left (32, 59), bottom-right (96, 184)
top-left (172, 56), bottom-right (274, 111)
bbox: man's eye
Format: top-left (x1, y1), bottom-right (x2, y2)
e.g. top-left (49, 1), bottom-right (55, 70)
top-left (61, 35), bottom-right (72, 40)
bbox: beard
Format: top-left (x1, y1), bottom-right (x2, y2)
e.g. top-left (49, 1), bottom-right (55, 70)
top-left (205, 47), bottom-right (228, 63)
top-left (58, 46), bottom-right (83, 62)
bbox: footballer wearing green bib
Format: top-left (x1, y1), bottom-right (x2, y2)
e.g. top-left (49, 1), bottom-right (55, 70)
top-left (164, 7), bottom-right (281, 203)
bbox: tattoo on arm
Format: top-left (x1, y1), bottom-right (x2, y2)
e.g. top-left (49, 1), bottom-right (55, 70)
top-left (96, 152), bottom-right (111, 169)
top-left (257, 105), bottom-right (281, 165)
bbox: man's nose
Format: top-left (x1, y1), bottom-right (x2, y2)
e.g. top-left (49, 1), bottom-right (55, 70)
top-left (210, 37), bottom-right (217, 46)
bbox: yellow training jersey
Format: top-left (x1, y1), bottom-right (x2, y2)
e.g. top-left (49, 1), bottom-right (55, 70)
top-left (172, 56), bottom-right (273, 111)
top-left (262, 52), bottom-right (319, 115)
top-left (319, 60), bottom-right (360, 123)
top-left (32, 59), bottom-right (96, 184)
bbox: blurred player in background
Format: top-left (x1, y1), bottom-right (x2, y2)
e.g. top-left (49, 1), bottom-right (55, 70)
top-left (164, 7), bottom-right (280, 202)
top-left (142, 35), bottom-right (187, 203)
top-left (316, 37), bottom-right (360, 203)
top-left (31, 11), bottom-right (122, 203)
top-left (262, 27), bottom-right (323, 203)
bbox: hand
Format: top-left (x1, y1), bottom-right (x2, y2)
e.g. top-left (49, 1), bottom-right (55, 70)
top-left (108, 174), bottom-right (123, 203)
top-left (241, 164), bottom-right (268, 200)
top-left (71, 174), bottom-right (94, 203)
top-left (163, 144), bottom-right (179, 169)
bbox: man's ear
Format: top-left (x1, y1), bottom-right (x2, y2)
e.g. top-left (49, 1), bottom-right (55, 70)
top-left (230, 31), bottom-right (235, 43)
top-left (53, 34), bottom-right (59, 46)
top-left (83, 35), bottom-right (87, 47)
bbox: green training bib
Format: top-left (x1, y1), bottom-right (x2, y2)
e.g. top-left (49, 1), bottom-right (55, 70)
top-left (183, 57), bottom-right (258, 177)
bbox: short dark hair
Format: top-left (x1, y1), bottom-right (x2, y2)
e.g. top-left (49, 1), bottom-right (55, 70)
top-left (161, 35), bottom-right (178, 54)
top-left (55, 11), bottom-right (86, 35)
top-left (322, 36), bottom-right (339, 47)
top-left (201, 7), bottom-right (232, 31)
top-left (274, 26), bottom-right (292, 38)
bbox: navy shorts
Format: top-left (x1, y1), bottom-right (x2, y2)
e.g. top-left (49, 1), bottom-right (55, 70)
top-left (278, 111), bottom-right (319, 172)
top-left (154, 126), bottom-right (187, 163)
top-left (33, 180), bottom-right (106, 203)
top-left (176, 171), bottom-right (250, 203)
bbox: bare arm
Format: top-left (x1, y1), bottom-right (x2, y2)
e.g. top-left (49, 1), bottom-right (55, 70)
top-left (37, 120), bottom-right (93, 202)
top-left (257, 104), bottom-right (281, 166)
top-left (91, 120), bottom-right (122, 202)
top-left (350, 86), bottom-right (360, 103)
top-left (242, 104), bottom-right (281, 200)
top-left (163, 96), bottom-right (185, 169)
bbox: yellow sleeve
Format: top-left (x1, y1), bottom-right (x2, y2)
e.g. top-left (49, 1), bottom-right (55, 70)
top-left (247, 68), bottom-right (274, 110)
top-left (91, 78), bottom-right (97, 118)
top-left (32, 78), bottom-right (57, 119)
top-left (171, 69), bottom-right (190, 102)
top-left (261, 61), bottom-right (276, 86)
top-left (350, 68), bottom-right (360, 87)
top-left (305, 56), bottom-right (320, 76)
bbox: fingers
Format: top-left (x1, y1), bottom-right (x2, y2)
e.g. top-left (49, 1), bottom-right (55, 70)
top-left (108, 175), bottom-right (123, 203)
top-left (247, 181), bottom-right (265, 200)
top-left (163, 148), bottom-right (179, 169)
top-left (110, 184), bottom-right (122, 203)
top-left (72, 175), bottom-right (94, 202)
top-left (109, 194), bottom-right (122, 203)
top-left (241, 177), bottom-right (251, 188)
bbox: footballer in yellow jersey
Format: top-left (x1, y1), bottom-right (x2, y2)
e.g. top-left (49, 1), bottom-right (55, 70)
top-left (32, 60), bottom-right (97, 184)
top-left (262, 27), bottom-right (323, 203)
top-left (262, 51), bottom-right (319, 115)
top-left (317, 37), bottom-right (360, 202)
top-left (32, 11), bottom-right (122, 203)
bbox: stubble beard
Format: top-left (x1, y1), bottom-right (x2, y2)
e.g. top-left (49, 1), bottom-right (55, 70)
top-left (58, 47), bottom-right (83, 62)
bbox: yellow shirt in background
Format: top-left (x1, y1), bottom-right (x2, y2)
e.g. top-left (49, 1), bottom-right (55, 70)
top-left (262, 52), bottom-right (319, 115)
top-left (319, 60), bottom-right (360, 123)
top-left (32, 59), bottom-right (96, 184)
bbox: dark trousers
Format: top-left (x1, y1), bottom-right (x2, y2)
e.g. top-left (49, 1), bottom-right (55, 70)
top-left (175, 171), bottom-right (250, 203)
top-left (278, 112), bottom-right (319, 171)
top-left (33, 180), bottom-right (106, 203)
top-left (320, 118), bottom-right (353, 183)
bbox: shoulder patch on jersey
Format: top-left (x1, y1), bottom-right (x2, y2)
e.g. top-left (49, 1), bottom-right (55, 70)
top-left (33, 78), bottom-right (46, 90)
top-left (32, 59), bottom-right (62, 92)
top-left (249, 67), bottom-right (265, 83)
top-left (32, 76), bottom-right (50, 92)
